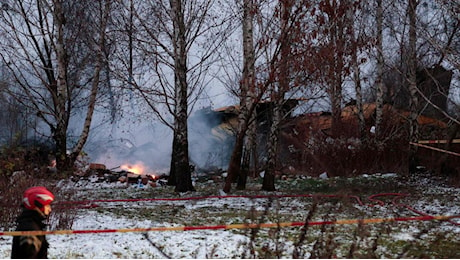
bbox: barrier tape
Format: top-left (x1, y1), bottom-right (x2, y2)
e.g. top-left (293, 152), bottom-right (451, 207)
top-left (410, 142), bottom-right (460, 157)
top-left (1, 215), bottom-right (458, 237)
top-left (418, 139), bottom-right (460, 144)
top-left (57, 193), bottom-right (460, 226)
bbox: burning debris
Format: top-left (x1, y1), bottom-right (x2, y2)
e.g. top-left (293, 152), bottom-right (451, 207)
top-left (68, 156), bottom-right (229, 189)
top-left (120, 163), bottom-right (147, 175)
top-left (72, 162), bottom-right (169, 187)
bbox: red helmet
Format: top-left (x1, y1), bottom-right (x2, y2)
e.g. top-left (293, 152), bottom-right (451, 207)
top-left (23, 186), bottom-right (54, 212)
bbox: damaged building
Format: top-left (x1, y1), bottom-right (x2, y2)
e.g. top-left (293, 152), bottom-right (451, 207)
top-left (189, 99), bottom-right (453, 176)
top-left (188, 65), bottom-right (458, 176)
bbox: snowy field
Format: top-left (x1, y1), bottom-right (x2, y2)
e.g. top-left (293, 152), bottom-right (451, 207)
top-left (1, 172), bottom-right (459, 258)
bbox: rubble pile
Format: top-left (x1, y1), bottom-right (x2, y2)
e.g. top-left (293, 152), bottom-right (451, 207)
top-left (71, 163), bottom-right (169, 187)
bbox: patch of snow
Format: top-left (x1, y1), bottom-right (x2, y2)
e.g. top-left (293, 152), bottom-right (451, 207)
top-left (381, 173), bottom-right (397, 178)
top-left (392, 232), bottom-right (414, 241)
top-left (1, 211), bottom-right (251, 259)
top-left (259, 171), bottom-right (265, 178)
top-left (370, 126), bottom-right (376, 134)
top-left (319, 172), bottom-right (328, 179)
top-left (2, 172), bottom-right (459, 258)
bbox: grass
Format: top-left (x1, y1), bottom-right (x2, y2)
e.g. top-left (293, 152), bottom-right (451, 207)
top-left (60, 171), bottom-right (460, 258)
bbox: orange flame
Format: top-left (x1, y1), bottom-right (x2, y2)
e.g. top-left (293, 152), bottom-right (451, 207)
top-left (120, 162), bottom-right (147, 175)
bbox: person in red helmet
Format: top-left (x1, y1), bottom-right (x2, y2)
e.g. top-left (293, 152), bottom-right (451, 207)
top-left (11, 186), bottom-right (54, 259)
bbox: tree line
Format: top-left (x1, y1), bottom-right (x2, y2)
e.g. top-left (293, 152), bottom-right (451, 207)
top-left (0, 0), bottom-right (458, 192)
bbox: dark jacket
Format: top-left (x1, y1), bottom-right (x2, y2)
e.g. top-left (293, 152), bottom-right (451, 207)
top-left (11, 209), bottom-right (49, 259)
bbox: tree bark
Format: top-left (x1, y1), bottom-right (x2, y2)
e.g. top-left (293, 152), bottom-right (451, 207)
top-left (236, 148), bottom-right (250, 190)
top-left (241, 0), bottom-right (257, 188)
top-left (374, 0), bottom-right (385, 141)
top-left (223, 125), bottom-right (249, 193)
top-left (262, 102), bottom-right (280, 191)
top-left (328, 1), bottom-right (344, 137)
top-left (0, 1), bottom-right (112, 174)
top-left (53, 0), bottom-right (71, 172)
top-left (170, 0), bottom-right (194, 192)
top-left (71, 0), bottom-right (111, 164)
top-left (223, 0), bottom-right (256, 193)
top-left (352, 49), bottom-right (366, 140)
top-left (262, 0), bottom-right (292, 191)
top-left (167, 133), bottom-right (178, 186)
top-left (407, 0), bottom-right (419, 173)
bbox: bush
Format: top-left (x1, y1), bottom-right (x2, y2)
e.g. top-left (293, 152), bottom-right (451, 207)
top-left (0, 143), bottom-right (76, 232)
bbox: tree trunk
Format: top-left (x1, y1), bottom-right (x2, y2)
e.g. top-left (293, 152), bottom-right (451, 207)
top-left (329, 13), bottom-right (344, 138)
top-left (223, 0), bottom-right (256, 193)
top-left (170, 0), bottom-right (194, 192)
top-left (53, 0), bottom-right (71, 172)
top-left (71, 0), bottom-right (110, 164)
top-left (241, 0), bottom-right (257, 188)
top-left (54, 127), bottom-right (69, 172)
top-left (223, 126), bottom-right (248, 193)
top-left (262, 103), bottom-right (280, 191)
top-left (407, 0), bottom-right (419, 173)
top-left (375, 0), bottom-right (385, 141)
top-left (247, 121), bottom-right (258, 178)
top-left (262, 0), bottom-right (292, 191)
top-left (330, 79), bottom-right (343, 137)
top-left (236, 148), bottom-right (250, 190)
top-left (352, 49), bottom-right (366, 140)
top-left (168, 133), bottom-right (178, 186)
top-left (174, 81), bottom-right (193, 192)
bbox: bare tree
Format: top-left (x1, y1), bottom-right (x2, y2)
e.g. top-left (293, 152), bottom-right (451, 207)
top-left (406, 0), bottom-right (419, 172)
top-left (415, 0), bottom-right (460, 175)
top-left (223, 0), bottom-right (313, 191)
top-left (169, 0), bottom-right (194, 192)
top-left (417, 0), bottom-right (460, 121)
top-left (374, 0), bottom-right (385, 140)
top-left (261, 0), bottom-right (295, 191)
top-left (0, 72), bottom-right (37, 145)
top-left (235, 0), bottom-right (257, 190)
top-left (307, 0), bottom-right (358, 137)
top-left (221, 0), bottom-right (261, 193)
top-left (222, 0), bottom-right (293, 193)
top-left (0, 0), bottom-right (112, 172)
top-left (116, 0), bottom-right (229, 192)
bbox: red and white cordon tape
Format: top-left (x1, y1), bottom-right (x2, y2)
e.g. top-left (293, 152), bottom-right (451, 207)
top-left (56, 193), bottom-right (460, 226)
top-left (1, 215), bottom-right (458, 237)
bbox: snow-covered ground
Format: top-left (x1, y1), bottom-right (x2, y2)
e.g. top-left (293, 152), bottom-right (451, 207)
top-left (48, 211), bottom-right (251, 259)
top-left (1, 172), bottom-right (459, 258)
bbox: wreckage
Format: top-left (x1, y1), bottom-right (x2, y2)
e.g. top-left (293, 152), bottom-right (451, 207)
top-left (189, 100), bottom-right (454, 176)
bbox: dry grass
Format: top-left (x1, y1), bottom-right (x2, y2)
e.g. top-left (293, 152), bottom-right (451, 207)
top-left (1, 141), bottom-right (459, 258)
top-left (60, 171), bottom-right (460, 258)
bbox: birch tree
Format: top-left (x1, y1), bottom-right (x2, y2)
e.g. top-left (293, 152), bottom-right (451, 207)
top-left (169, 0), bottom-right (194, 192)
top-left (374, 0), bottom-right (385, 140)
top-left (407, 0), bottom-right (419, 172)
top-left (261, 0), bottom-right (294, 191)
top-left (222, 0), bottom-right (258, 193)
top-left (310, 0), bottom-right (357, 137)
top-left (0, 0), bottom-right (111, 172)
top-left (223, 0), bottom-right (294, 193)
top-left (236, 0), bottom-right (257, 189)
top-left (118, 0), bottom-right (228, 192)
